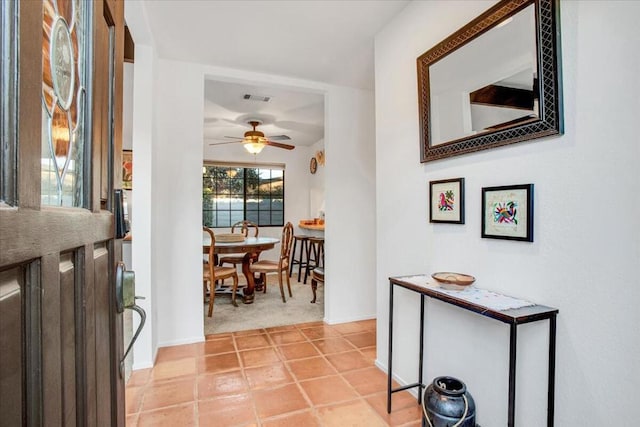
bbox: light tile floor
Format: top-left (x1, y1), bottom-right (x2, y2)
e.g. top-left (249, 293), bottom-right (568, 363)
top-left (126, 319), bottom-right (423, 426)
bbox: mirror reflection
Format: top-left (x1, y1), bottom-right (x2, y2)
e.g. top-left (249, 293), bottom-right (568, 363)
top-left (429, 4), bottom-right (536, 146)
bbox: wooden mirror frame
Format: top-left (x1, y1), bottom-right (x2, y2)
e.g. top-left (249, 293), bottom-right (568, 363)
top-left (417, 0), bottom-right (562, 163)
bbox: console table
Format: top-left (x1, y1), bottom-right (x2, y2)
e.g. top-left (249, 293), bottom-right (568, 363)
top-left (387, 275), bottom-right (558, 427)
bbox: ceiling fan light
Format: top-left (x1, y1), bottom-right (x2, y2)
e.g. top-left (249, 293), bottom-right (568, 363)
top-left (244, 141), bottom-right (266, 154)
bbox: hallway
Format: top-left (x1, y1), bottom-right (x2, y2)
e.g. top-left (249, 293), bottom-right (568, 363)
top-left (125, 319), bottom-right (422, 426)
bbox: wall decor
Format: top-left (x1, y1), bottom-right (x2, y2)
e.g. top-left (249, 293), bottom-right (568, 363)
top-left (429, 178), bottom-right (465, 224)
top-left (122, 150), bottom-right (133, 190)
top-left (481, 184), bottom-right (533, 241)
top-left (309, 156), bottom-right (317, 174)
top-left (417, 0), bottom-right (563, 162)
top-left (315, 150), bottom-right (325, 166)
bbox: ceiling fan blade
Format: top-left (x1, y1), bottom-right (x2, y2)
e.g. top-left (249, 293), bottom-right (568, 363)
top-left (204, 136), bottom-right (243, 142)
top-left (266, 134), bottom-right (291, 141)
top-left (265, 140), bottom-right (295, 150)
top-left (208, 140), bottom-right (244, 146)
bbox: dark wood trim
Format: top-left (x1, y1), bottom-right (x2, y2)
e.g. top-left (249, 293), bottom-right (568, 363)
top-left (82, 244), bottom-right (95, 425)
top-left (74, 248), bottom-right (87, 425)
top-left (124, 26), bottom-right (135, 63)
top-left (41, 253), bottom-right (62, 424)
top-left (93, 243), bottom-right (113, 424)
top-left (0, 208), bottom-right (114, 266)
top-left (103, 0), bottom-right (126, 423)
top-left (93, 5), bottom-right (107, 212)
top-left (111, 239), bottom-right (126, 426)
top-left (25, 260), bottom-right (43, 425)
top-left (2, 0), bottom-right (125, 424)
top-left (110, 0), bottom-right (125, 192)
top-left (1, 0), bottom-right (19, 205)
top-left (17, 0), bottom-right (42, 208)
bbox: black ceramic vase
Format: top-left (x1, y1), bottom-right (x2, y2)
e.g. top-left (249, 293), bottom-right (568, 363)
top-left (423, 376), bottom-right (476, 427)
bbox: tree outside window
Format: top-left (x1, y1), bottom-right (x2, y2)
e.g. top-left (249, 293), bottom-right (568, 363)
top-left (203, 165), bottom-right (284, 227)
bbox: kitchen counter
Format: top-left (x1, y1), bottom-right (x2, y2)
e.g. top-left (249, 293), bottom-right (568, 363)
top-left (299, 223), bottom-right (325, 231)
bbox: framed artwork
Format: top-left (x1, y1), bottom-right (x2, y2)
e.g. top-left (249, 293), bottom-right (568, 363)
top-left (429, 178), bottom-right (465, 224)
top-left (309, 156), bottom-right (317, 174)
top-left (481, 184), bottom-right (534, 241)
top-left (122, 150), bottom-right (132, 190)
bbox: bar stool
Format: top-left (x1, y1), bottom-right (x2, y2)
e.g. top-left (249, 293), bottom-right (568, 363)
top-left (304, 237), bottom-right (324, 284)
top-left (289, 235), bottom-right (310, 281)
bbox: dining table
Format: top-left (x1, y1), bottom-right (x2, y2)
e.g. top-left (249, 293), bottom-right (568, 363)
top-left (204, 236), bottom-right (279, 304)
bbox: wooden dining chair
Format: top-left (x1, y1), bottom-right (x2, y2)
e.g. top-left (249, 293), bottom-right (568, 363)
top-left (218, 220), bottom-right (260, 269)
top-left (249, 222), bottom-right (294, 303)
top-left (203, 227), bottom-right (239, 317)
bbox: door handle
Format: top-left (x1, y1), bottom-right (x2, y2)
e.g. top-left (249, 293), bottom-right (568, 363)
top-left (115, 262), bottom-right (146, 378)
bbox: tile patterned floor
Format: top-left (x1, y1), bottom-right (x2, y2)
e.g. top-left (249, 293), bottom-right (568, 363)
top-left (126, 319), bottom-right (422, 427)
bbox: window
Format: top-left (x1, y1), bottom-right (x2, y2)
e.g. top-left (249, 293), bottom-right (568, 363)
top-left (203, 164), bottom-right (284, 228)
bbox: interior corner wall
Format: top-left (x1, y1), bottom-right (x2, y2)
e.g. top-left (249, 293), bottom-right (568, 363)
top-left (129, 44), bottom-right (158, 369)
top-left (375, 1), bottom-right (639, 426)
top-left (324, 89), bottom-right (377, 323)
top-left (153, 58), bottom-right (206, 347)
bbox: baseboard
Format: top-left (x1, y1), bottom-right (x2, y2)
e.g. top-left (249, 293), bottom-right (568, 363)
top-left (157, 335), bottom-right (205, 348)
top-left (374, 359), bottom-right (420, 399)
top-left (132, 361), bottom-right (154, 371)
top-left (324, 313), bottom-right (376, 325)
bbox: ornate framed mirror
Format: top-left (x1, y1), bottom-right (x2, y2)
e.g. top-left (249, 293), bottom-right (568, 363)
top-left (417, 0), bottom-right (562, 162)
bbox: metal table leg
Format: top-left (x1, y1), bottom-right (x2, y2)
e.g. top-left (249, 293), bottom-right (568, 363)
top-left (387, 282), bottom-right (394, 413)
top-left (508, 323), bottom-right (517, 427)
top-left (418, 294), bottom-right (425, 405)
top-left (547, 314), bottom-right (557, 427)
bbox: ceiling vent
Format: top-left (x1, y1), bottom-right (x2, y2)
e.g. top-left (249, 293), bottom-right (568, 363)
top-left (243, 94), bottom-right (271, 102)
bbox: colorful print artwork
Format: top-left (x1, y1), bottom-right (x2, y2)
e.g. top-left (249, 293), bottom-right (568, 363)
top-left (482, 184), bottom-right (533, 242)
top-left (430, 178), bottom-right (465, 224)
top-left (493, 201), bottom-right (517, 224)
top-left (438, 190), bottom-right (455, 211)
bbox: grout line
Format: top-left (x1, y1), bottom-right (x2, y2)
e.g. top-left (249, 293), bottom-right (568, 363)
top-left (126, 321), bottom-right (400, 427)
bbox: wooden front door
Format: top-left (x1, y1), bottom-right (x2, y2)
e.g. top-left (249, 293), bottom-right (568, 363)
top-left (1, 0), bottom-right (126, 425)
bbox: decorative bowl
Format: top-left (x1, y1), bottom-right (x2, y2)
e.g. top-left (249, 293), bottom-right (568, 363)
top-left (431, 272), bottom-right (476, 290)
top-left (216, 233), bottom-right (246, 243)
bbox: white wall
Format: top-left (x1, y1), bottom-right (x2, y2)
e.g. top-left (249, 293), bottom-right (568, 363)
top-left (122, 41), bottom-right (375, 358)
top-left (138, 59), bottom-right (377, 349)
top-left (153, 59), bottom-right (207, 346)
top-left (325, 88), bottom-right (376, 323)
top-left (130, 45), bottom-right (158, 368)
top-left (375, 1), bottom-right (640, 426)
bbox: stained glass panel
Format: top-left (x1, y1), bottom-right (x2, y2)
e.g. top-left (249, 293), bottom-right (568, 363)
top-left (41, 0), bottom-right (87, 207)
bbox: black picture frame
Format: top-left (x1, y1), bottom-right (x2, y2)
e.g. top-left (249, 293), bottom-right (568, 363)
top-left (481, 183), bottom-right (534, 241)
top-left (429, 178), bottom-right (465, 224)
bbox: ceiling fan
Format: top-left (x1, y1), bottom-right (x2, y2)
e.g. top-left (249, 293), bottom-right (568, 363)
top-left (208, 120), bottom-right (295, 154)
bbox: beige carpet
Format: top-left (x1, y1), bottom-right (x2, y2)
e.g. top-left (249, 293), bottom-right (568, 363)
top-left (203, 274), bottom-right (324, 335)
